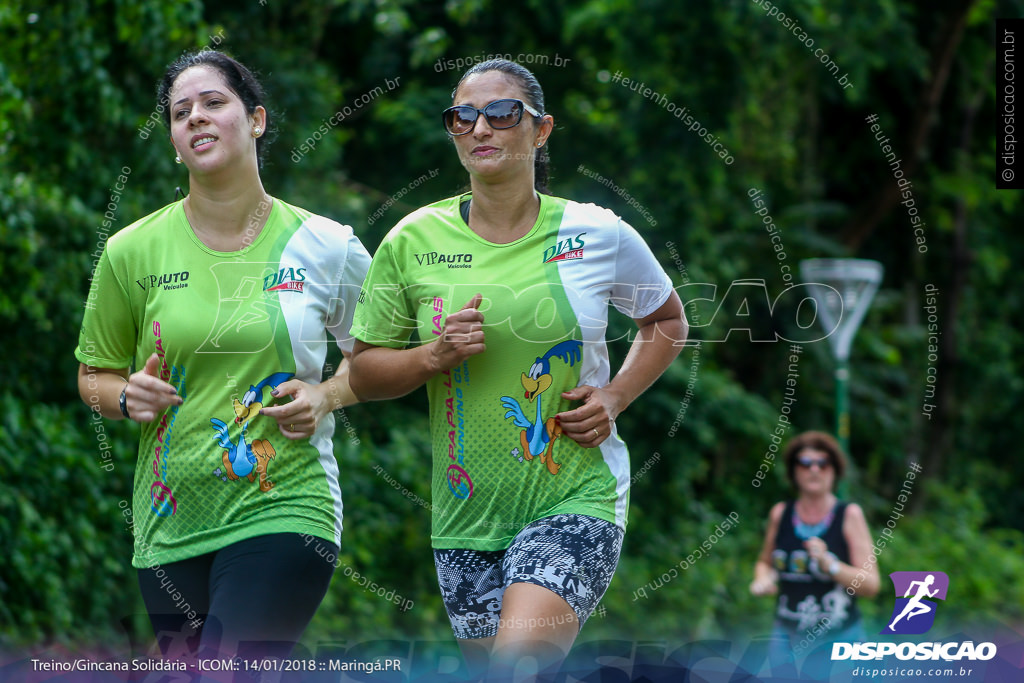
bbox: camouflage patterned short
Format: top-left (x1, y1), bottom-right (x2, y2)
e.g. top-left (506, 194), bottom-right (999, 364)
top-left (432, 514), bottom-right (624, 639)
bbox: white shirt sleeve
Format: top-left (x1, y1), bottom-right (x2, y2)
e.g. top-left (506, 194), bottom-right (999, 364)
top-left (327, 230), bottom-right (372, 353)
top-left (610, 218), bottom-right (673, 319)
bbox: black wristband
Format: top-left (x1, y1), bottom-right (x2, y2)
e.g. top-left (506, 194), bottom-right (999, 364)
top-left (119, 385), bottom-right (130, 419)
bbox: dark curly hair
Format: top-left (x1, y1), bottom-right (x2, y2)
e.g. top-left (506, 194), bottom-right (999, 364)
top-left (157, 49), bottom-right (275, 168)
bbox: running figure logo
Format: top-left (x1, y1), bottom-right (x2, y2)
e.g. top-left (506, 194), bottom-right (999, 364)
top-left (882, 571), bottom-right (949, 635)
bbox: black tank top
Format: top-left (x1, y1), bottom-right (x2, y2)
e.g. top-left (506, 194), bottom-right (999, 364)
top-left (772, 500), bottom-right (860, 635)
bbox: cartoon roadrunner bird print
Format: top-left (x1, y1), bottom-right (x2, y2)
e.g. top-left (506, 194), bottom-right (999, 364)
top-left (210, 418), bottom-right (277, 492)
top-left (210, 371), bottom-right (291, 492)
top-left (500, 340), bottom-right (583, 475)
top-left (233, 371), bottom-right (293, 423)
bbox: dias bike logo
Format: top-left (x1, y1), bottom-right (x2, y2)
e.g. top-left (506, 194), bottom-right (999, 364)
top-left (543, 233), bottom-right (586, 263)
top-left (263, 266), bottom-right (306, 293)
top-left (832, 570), bottom-right (997, 662)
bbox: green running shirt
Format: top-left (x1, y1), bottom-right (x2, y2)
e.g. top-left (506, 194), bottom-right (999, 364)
top-left (75, 198), bottom-right (370, 568)
top-left (350, 193), bottom-right (672, 550)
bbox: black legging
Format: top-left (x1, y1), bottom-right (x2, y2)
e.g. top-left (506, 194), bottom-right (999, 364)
top-left (137, 532), bottom-right (337, 660)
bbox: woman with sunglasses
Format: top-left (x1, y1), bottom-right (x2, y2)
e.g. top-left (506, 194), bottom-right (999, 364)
top-left (349, 59), bottom-right (686, 679)
top-left (750, 431), bottom-right (880, 665)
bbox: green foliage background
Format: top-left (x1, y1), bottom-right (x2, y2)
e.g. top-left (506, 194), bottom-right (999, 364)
top-left (2, 0), bottom-right (1022, 662)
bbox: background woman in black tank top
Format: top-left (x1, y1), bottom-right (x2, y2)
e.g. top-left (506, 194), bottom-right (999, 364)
top-left (750, 431), bottom-right (880, 657)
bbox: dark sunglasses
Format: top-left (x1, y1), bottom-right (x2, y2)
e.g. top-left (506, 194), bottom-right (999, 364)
top-left (442, 98), bottom-right (542, 136)
top-left (796, 456), bottom-right (832, 469)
